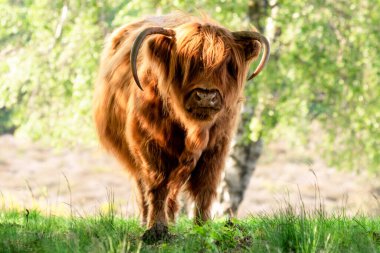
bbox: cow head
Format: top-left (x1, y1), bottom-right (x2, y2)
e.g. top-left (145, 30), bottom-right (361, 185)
top-left (130, 22), bottom-right (270, 122)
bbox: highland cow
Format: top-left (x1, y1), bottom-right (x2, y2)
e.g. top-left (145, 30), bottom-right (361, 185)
top-left (93, 13), bottom-right (269, 241)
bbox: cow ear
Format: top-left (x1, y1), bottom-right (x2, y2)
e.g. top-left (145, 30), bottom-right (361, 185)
top-left (232, 31), bottom-right (262, 61)
top-left (240, 39), bottom-right (261, 61)
top-left (232, 31), bottom-right (270, 79)
top-left (147, 36), bottom-right (175, 65)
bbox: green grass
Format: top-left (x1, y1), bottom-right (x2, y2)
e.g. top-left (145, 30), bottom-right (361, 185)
top-left (1, 205), bottom-right (380, 253)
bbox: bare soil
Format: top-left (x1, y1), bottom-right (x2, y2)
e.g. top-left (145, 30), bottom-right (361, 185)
top-left (0, 134), bottom-right (379, 218)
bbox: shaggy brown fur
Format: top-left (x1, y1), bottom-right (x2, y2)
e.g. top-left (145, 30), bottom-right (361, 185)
top-left (94, 13), bottom-right (268, 241)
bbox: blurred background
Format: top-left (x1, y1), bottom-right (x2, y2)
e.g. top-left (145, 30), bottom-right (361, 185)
top-left (0, 0), bottom-right (379, 217)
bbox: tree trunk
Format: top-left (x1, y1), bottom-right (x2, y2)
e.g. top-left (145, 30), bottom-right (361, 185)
top-left (216, 0), bottom-right (279, 216)
top-left (216, 107), bottom-right (263, 216)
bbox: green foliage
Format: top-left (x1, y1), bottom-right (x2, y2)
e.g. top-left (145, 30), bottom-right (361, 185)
top-left (0, 0), bottom-right (106, 145)
top-left (257, 0), bottom-right (380, 171)
top-left (0, 0), bottom-right (379, 170)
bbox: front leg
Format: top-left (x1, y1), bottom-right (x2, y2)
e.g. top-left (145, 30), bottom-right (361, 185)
top-left (142, 178), bottom-right (171, 243)
top-left (187, 136), bottom-right (230, 224)
top-left (139, 140), bottom-right (172, 242)
top-left (146, 180), bottom-right (169, 228)
top-left (135, 178), bottom-right (148, 225)
top-left (166, 128), bottom-right (209, 220)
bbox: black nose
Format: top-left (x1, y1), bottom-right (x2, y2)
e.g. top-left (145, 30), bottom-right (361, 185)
top-left (189, 89), bottom-right (222, 109)
top-left (195, 91), bottom-right (217, 101)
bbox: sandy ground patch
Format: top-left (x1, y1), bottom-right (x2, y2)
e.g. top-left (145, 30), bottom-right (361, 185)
top-left (0, 134), bottom-right (379, 218)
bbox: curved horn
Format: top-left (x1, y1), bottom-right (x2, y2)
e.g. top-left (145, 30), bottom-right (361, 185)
top-left (232, 31), bottom-right (270, 80)
top-left (130, 27), bottom-right (176, 91)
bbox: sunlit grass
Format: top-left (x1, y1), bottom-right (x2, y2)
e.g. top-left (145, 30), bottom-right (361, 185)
top-left (1, 203), bottom-right (380, 253)
top-left (1, 180), bottom-right (379, 252)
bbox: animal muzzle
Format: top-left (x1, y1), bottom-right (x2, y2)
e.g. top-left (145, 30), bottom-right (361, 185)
top-left (185, 89), bottom-right (222, 120)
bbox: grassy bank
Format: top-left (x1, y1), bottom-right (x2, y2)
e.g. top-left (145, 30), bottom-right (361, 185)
top-left (1, 207), bottom-right (380, 253)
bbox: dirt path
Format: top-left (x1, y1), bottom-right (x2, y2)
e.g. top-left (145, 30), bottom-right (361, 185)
top-left (0, 134), bottom-right (379, 218)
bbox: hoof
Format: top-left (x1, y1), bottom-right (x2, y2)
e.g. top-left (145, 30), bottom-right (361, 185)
top-left (142, 223), bottom-right (170, 243)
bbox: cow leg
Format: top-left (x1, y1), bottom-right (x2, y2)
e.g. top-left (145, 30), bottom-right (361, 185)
top-left (187, 168), bottom-right (219, 225)
top-left (142, 179), bottom-right (170, 243)
top-left (166, 190), bottom-right (180, 223)
top-left (187, 140), bottom-right (229, 225)
top-left (135, 178), bottom-right (148, 225)
top-left (146, 184), bottom-right (169, 228)
top-left (164, 129), bottom-right (210, 223)
top-left (166, 148), bottom-right (202, 223)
